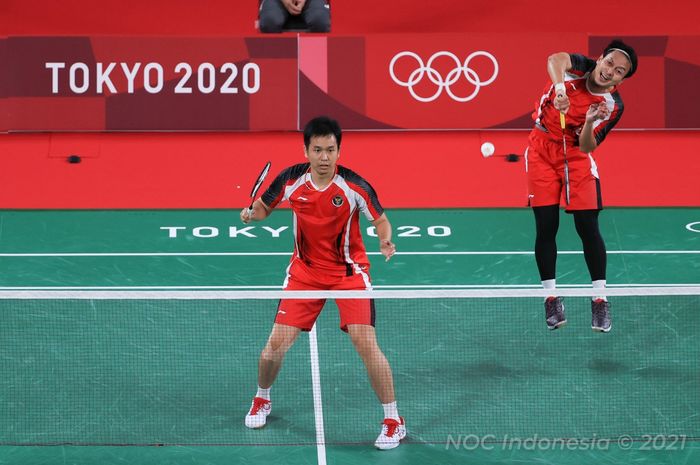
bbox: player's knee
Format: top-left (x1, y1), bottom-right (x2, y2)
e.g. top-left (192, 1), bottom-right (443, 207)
top-left (262, 337), bottom-right (293, 361)
top-left (349, 334), bottom-right (378, 358)
top-left (261, 344), bottom-right (286, 362)
top-left (258, 12), bottom-right (286, 33)
top-left (304, 9), bottom-right (330, 32)
top-left (573, 211), bottom-right (601, 240)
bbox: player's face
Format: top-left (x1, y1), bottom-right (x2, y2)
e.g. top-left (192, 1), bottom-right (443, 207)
top-left (305, 134), bottom-right (339, 177)
top-left (592, 51), bottom-right (631, 88)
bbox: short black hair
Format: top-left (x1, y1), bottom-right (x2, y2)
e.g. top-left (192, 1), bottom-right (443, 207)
top-left (303, 116), bottom-right (342, 149)
top-left (603, 39), bottom-right (638, 78)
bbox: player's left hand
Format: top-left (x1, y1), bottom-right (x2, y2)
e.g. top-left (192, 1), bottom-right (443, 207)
top-left (380, 240), bottom-right (396, 262)
top-left (586, 102), bottom-right (610, 122)
top-left (282, 0), bottom-right (302, 15)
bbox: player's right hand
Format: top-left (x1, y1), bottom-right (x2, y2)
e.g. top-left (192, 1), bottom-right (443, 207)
top-left (553, 93), bottom-right (570, 113)
top-left (240, 208), bottom-right (253, 224)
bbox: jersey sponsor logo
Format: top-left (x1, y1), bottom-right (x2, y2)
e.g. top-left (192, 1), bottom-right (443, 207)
top-left (332, 195), bottom-right (344, 207)
top-left (389, 51), bottom-right (499, 103)
top-left (297, 196), bottom-right (309, 201)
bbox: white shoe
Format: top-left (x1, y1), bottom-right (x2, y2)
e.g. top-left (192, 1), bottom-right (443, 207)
top-left (374, 416), bottom-right (406, 450)
top-left (244, 397), bottom-right (271, 429)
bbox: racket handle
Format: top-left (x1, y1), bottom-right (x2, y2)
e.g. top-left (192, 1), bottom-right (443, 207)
top-left (559, 112), bottom-right (566, 129)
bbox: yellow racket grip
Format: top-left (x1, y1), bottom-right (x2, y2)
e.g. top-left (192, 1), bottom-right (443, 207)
top-left (559, 112), bottom-right (566, 129)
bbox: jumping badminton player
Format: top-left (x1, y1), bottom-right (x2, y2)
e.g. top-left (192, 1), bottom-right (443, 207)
top-left (240, 116), bottom-right (405, 450)
top-left (525, 40), bottom-right (638, 332)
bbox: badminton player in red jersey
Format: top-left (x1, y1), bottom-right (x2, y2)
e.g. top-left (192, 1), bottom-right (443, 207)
top-left (240, 116), bottom-right (405, 450)
top-left (526, 40), bottom-right (638, 333)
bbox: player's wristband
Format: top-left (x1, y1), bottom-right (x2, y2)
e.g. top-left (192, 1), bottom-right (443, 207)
top-left (555, 82), bottom-right (566, 96)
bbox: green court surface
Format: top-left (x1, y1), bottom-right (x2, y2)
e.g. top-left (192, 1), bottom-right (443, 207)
top-left (1, 208), bottom-right (699, 465)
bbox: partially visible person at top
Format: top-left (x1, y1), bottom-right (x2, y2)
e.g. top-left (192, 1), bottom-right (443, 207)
top-left (259, 0), bottom-right (330, 33)
top-left (240, 116), bottom-right (405, 450)
top-left (525, 39), bottom-right (638, 333)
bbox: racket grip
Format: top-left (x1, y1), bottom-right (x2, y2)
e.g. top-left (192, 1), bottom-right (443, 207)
top-left (559, 112), bottom-right (566, 129)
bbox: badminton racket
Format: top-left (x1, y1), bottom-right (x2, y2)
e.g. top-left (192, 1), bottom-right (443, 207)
top-left (247, 161), bottom-right (271, 214)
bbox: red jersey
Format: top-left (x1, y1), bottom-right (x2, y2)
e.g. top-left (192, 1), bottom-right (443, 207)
top-left (533, 54), bottom-right (625, 149)
top-left (261, 163), bottom-right (384, 276)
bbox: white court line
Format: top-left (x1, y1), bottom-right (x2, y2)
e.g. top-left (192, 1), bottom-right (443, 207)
top-left (308, 324), bottom-right (327, 465)
top-left (0, 283), bottom-right (697, 291)
top-left (0, 250), bottom-right (699, 257)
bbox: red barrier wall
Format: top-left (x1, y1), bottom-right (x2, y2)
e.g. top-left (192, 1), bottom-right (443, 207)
top-left (1, 131), bottom-right (698, 209)
top-left (2, 0), bottom-right (698, 209)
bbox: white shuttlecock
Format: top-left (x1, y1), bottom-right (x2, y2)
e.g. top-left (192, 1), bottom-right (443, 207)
top-left (481, 142), bottom-right (495, 158)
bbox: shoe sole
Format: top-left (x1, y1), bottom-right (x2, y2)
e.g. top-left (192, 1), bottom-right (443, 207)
top-left (244, 420), bottom-right (267, 429)
top-left (547, 320), bottom-right (567, 330)
top-left (245, 411), bottom-right (270, 429)
top-left (592, 324), bottom-right (612, 333)
top-left (375, 432), bottom-right (406, 450)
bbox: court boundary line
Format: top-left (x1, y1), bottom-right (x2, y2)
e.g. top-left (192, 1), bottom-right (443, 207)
top-left (308, 324), bottom-right (327, 465)
top-left (1, 287), bottom-right (698, 299)
top-left (1, 283), bottom-right (698, 291)
top-left (1, 250), bottom-right (699, 257)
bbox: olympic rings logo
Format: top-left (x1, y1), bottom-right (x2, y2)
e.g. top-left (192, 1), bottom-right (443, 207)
top-left (389, 51), bottom-right (499, 103)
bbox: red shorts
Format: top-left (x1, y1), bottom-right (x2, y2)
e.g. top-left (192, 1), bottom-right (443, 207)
top-left (275, 259), bottom-right (374, 332)
top-left (526, 129), bottom-right (602, 212)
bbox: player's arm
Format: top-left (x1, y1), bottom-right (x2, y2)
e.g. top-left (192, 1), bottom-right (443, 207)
top-left (579, 103), bottom-right (611, 153)
top-left (547, 52), bottom-right (572, 113)
top-left (240, 198), bottom-right (273, 224)
top-left (371, 213), bottom-right (396, 262)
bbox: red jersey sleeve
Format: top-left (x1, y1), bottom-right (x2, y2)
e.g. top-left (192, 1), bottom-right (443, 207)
top-left (261, 163), bottom-right (309, 208)
top-left (337, 166), bottom-right (384, 221)
top-left (569, 53), bottom-right (596, 76)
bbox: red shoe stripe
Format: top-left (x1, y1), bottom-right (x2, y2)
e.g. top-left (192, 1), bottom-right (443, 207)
top-left (250, 397), bottom-right (270, 415)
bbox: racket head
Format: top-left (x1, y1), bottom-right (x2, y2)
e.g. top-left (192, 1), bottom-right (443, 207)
top-left (249, 161), bottom-right (271, 199)
top-left (248, 161), bottom-right (271, 211)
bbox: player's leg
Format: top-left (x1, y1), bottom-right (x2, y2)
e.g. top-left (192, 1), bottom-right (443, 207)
top-left (259, 323), bottom-right (302, 388)
top-left (346, 323), bottom-right (406, 450)
top-left (533, 204), bottom-right (560, 284)
top-left (246, 260), bottom-right (325, 428)
top-left (533, 205), bottom-right (567, 330)
top-left (258, 0), bottom-right (289, 32)
top-left (567, 152), bottom-right (611, 332)
top-left (245, 323), bottom-right (301, 428)
top-left (347, 323), bottom-right (395, 403)
top-left (573, 210), bottom-right (611, 332)
top-left (527, 134), bottom-right (567, 329)
top-left (301, 0), bottom-right (330, 32)
top-left (572, 210), bottom-right (607, 283)
top-left (334, 269), bottom-right (404, 448)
